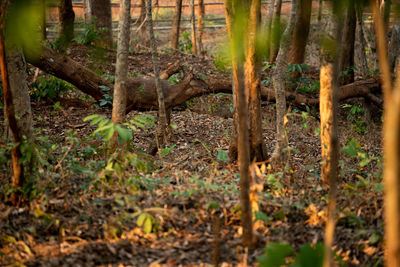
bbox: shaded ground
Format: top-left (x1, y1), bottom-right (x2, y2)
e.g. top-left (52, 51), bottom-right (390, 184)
top-left (0, 44), bottom-right (384, 266)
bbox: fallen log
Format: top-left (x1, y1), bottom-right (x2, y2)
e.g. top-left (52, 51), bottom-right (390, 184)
top-left (25, 45), bottom-right (383, 112)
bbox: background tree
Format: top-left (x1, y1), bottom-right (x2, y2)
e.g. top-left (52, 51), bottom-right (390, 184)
top-left (197, 0), bottom-right (205, 55)
top-left (147, 0), bottom-right (168, 152)
top-left (58, 0), bottom-right (75, 47)
top-left (355, 1), bottom-right (369, 78)
top-left (271, 0), bottom-right (296, 160)
top-left (112, 0), bottom-right (131, 126)
top-left (224, 0), bottom-right (253, 248)
top-left (170, 0), bottom-right (183, 49)
top-left (85, 0), bottom-right (112, 48)
top-left (339, 0), bottom-right (356, 85)
top-left (269, 0), bottom-right (282, 62)
top-left (191, 0), bottom-right (197, 55)
top-left (389, 0), bottom-right (400, 72)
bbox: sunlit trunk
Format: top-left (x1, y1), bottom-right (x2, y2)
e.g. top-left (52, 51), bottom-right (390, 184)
top-left (170, 0), bottom-right (183, 50)
top-left (190, 0), bottom-right (197, 55)
top-left (197, 0), bottom-right (205, 55)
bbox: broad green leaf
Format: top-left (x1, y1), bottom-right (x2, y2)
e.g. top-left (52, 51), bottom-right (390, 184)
top-left (137, 213), bottom-right (146, 227)
top-left (115, 125), bottom-right (132, 142)
top-left (143, 217), bottom-right (153, 234)
top-left (258, 243), bottom-right (293, 267)
top-left (291, 243), bottom-right (324, 267)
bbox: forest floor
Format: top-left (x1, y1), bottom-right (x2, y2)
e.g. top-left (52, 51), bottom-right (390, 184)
top-left (0, 44), bottom-right (384, 266)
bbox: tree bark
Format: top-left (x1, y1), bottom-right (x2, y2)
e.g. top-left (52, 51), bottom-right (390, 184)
top-left (389, 0), bottom-right (400, 72)
top-left (271, 0), bottom-right (296, 161)
top-left (355, 2), bottom-right (369, 78)
top-left (224, 0), bottom-right (253, 249)
top-left (147, 0), bottom-right (168, 151)
top-left (269, 0), bottom-right (282, 63)
top-left (197, 0), bottom-right (205, 55)
top-left (287, 0), bottom-right (311, 65)
top-left (86, 0), bottom-right (113, 48)
top-left (40, 0), bottom-right (46, 41)
top-left (317, 0), bottom-right (322, 23)
top-left (320, 3), bottom-right (342, 266)
top-left (58, 0), bottom-right (75, 46)
top-left (264, 0), bottom-right (275, 59)
top-left (381, 0), bottom-right (391, 34)
top-left (339, 0), bottom-right (356, 85)
top-left (112, 0), bottom-right (131, 125)
top-left (245, 0), bottom-right (267, 161)
top-left (1, 0), bottom-right (33, 206)
top-left (190, 0), bottom-right (197, 55)
top-left (170, 0), bottom-right (183, 50)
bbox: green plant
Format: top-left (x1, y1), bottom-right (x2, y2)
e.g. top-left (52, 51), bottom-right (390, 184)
top-left (285, 63), bottom-right (319, 93)
top-left (257, 242), bottom-right (325, 267)
top-left (74, 19), bottom-right (107, 46)
top-left (99, 85), bottom-right (113, 107)
top-left (31, 76), bottom-right (75, 101)
top-left (179, 30), bottom-right (193, 53)
top-left (341, 103), bottom-right (367, 134)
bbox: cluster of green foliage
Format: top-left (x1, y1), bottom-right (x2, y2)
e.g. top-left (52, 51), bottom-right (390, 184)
top-left (179, 30), bottom-right (193, 53)
top-left (74, 19), bottom-right (108, 46)
top-left (30, 76), bottom-right (75, 101)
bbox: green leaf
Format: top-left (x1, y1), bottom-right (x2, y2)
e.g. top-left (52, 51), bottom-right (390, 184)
top-left (254, 211), bottom-right (271, 223)
top-left (137, 213), bottom-right (147, 227)
top-left (369, 232), bottom-right (381, 245)
top-left (291, 243), bottom-right (324, 267)
top-left (374, 182), bottom-right (384, 192)
top-left (257, 243), bottom-right (293, 267)
top-left (115, 125), bottom-right (132, 143)
top-left (217, 150), bottom-right (229, 162)
top-left (143, 217), bottom-right (153, 234)
top-left (104, 127), bottom-right (115, 141)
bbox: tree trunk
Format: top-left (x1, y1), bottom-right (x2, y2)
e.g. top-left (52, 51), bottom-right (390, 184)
top-left (339, 0), bottom-right (356, 85)
top-left (197, 0), bottom-right (205, 55)
top-left (170, 0), bottom-right (183, 50)
top-left (264, 0), bottom-right (275, 59)
top-left (320, 3), bottom-right (342, 266)
top-left (224, 0), bottom-right (253, 249)
top-left (389, 0), bottom-right (400, 72)
top-left (355, 2), bottom-right (369, 78)
top-left (134, 0), bottom-right (149, 47)
top-left (86, 0), bottom-right (113, 48)
top-left (58, 0), bottom-right (75, 47)
top-left (112, 0), bottom-right (131, 125)
top-left (190, 0), bottom-right (197, 55)
top-left (287, 0), bottom-right (311, 65)
top-left (317, 0), bottom-right (322, 23)
top-left (245, 0), bottom-right (267, 161)
top-left (271, 0), bottom-right (296, 161)
top-left (1, 0), bottom-right (33, 206)
top-left (372, 1), bottom-right (400, 266)
top-left (147, 0), bottom-right (168, 152)
top-left (381, 0), bottom-right (391, 34)
top-left (269, 0), bottom-right (282, 63)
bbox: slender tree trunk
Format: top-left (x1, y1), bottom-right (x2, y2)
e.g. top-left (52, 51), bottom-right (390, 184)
top-left (112, 0), bottom-right (131, 125)
top-left (389, 0), bottom-right (400, 72)
top-left (372, 2), bottom-right (400, 266)
top-left (147, 0), bottom-right (168, 150)
top-left (381, 0), bottom-right (391, 34)
top-left (224, 0), bottom-right (253, 248)
top-left (339, 0), bottom-right (356, 85)
top-left (320, 4), bottom-right (342, 265)
top-left (269, 0), bottom-right (282, 63)
top-left (317, 0), bottom-right (322, 23)
top-left (170, 0), bottom-right (183, 49)
top-left (355, 2), bottom-right (369, 78)
top-left (1, 0), bottom-right (33, 206)
top-left (190, 0), bottom-right (197, 55)
top-left (271, 0), bottom-right (296, 161)
top-left (245, 0), bottom-right (267, 161)
top-left (86, 0), bottom-right (113, 48)
top-left (197, 0), bottom-right (205, 55)
top-left (264, 0), bottom-right (275, 58)
top-left (58, 0), bottom-right (75, 46)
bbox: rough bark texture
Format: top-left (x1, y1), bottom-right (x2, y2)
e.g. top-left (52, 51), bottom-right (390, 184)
top-left (264, 0), bottom-right (275, 58)
top-left (112, 0), bottom-right (131, 124)
top-left (58, 0), bottom-right (75, 46)
top-left (224, 0), bottom-right (253, 248)
top-left (197, 0), bottom-right (205, 55)
top-left (271, 0), bottom-right (296, 161)
top-left (190, 0), bottom-right (197, 55)
top-left (269, 0), bottom-right (282, 63)
top-left (383, 67), bottom-right (400, 267)
top-left (86, 0), bottom-right (113, 48)
top-left (287, 0), bottom-right (311, 65)
top-left (245, 0), bottom-right (267, 161)
top-left (389, 0), bottom-right (400, 72)
top-left (170, 0), bottom-right (183, 49)
top-left (339, 0), bottom-right (356, 85)
top-left (320, 4), bottom-right (342, 266)
top-left (1, 0), bottom-right (33, 206)
top-left (355, 3), bottom-right (369, 78)
top-left (147, 0), bottom-right (168, 150)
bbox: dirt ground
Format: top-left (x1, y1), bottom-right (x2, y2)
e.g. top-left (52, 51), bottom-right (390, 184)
top-left (0, 42), bottom-right (384, 266)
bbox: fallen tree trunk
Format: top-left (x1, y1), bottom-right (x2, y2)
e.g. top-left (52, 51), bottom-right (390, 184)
top-left (25, 46), bottom-right (383, 111)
